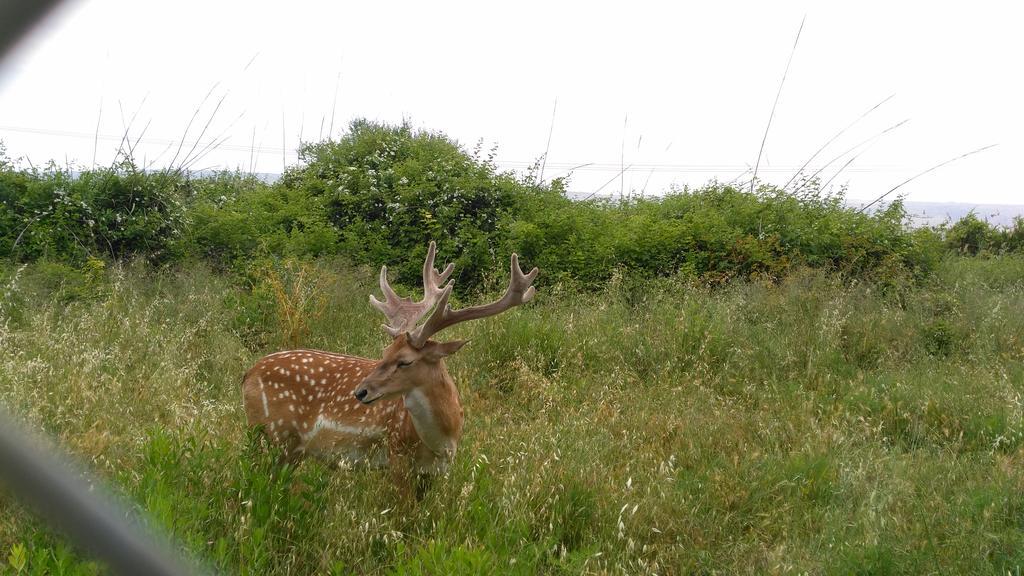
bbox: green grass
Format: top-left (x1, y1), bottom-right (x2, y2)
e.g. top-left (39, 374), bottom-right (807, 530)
top-left (1, 256), bottom-right (1023, 574)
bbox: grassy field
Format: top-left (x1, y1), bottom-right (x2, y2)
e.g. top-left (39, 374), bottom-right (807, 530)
top-left (1, 256), bottom-right (1023, 574)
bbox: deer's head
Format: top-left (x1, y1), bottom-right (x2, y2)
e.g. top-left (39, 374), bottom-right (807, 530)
top-left (353, 242), bottom-right (538, 405)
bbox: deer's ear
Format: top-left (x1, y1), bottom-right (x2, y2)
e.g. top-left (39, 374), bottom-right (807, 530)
top-left (421, 339), bottom-right (468, 361)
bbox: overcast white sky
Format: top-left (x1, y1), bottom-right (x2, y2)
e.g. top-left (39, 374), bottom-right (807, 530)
top-left (0, 1), bottom-right (1021, 204)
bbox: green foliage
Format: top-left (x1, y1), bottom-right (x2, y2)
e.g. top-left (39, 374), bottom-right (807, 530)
top-left (390, 541), bottom-right (497, 576)
top-left (278, 121), bottom-right (945, 290)
top-left (2, 123), bottom-right (954, 292)
top-left (942, 212), bottom-right (1024, 256)
top-left (946, 212), bottom-right (999, 255)
top-left (505, 185), bottom-right (938, 288)
top-left (125, 428), bottom-right (333, 575)
top-left (5, 124), bottom-right (1024, 573)
top-left (281, 119), bottom-right (529, 288)
top-left (185, 172), bottom-right (337, 265)
top-left (1, 538), bottom-right (100, 576)
top-left (3, 257), bottom-right (1024, 573)
top-left (0, 159), bottom-right (187, 263)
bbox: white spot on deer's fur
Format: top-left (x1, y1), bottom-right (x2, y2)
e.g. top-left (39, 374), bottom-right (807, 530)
top-left (302, 415), bottom-right (385, 444)
top-left (289, 405), bottom-right (295, 412)
top-left (259, 384), bottom-right (269, 418)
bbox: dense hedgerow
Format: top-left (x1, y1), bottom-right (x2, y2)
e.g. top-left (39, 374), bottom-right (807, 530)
top-left (186, 171), bottom-right (338, 264)
top-left (504, 184), bottom-right (945, 288)
top-left (226, 120), bottom-right (948, 289)
top-left (0, 123), bottom-right (1015, 290)
top-left (0, 154), bottom-right (188, 264)
top-left (942, 212), bottom-right (1024, 255)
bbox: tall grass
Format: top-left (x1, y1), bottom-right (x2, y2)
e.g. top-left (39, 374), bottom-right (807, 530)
top-left (1, 256), bottom-right (1023, 574)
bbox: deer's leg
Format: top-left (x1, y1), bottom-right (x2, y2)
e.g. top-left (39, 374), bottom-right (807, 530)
top-left (388, 455), bottom-right (413, 499)
top-left (391, 455), bottom-right (433, 501)
top-left (414, 473), bottom-right (433, 501)
top-left (271, 428), bottom-right (305, 468)
top-left (279, 447), bottom-right (305, 467)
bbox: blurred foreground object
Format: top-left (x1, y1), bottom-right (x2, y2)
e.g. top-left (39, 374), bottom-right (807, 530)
top-left (0, 0), bottom-right (64, 65)
top-left (0, 2), bottom-right (204, 573)
top-left (0, 408), bottom-right (205, 575)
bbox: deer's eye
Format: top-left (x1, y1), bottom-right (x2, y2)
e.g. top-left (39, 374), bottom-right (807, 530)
top-left (397, 360), bottom-right (414, 368)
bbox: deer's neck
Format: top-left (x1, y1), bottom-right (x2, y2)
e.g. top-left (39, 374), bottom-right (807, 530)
top-left (403, 362), bottom-right (462, 459)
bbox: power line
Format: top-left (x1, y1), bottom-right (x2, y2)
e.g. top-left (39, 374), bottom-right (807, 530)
top-left (1, 124), bottom-right (904, 174)
top-left (494, 161), bottom-right (899, 174)
top-left (0, 124), bottom-right (296, 156)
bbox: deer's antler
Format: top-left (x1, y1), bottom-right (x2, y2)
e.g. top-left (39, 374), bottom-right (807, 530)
top-left (369, 241), bottom-right (454, 338)
top-left (406, 253), bottom-right (538, 348)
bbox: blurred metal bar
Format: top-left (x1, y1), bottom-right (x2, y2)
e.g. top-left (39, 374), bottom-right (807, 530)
top-left (0, 408), bottom-right (205, 575)
top-left (0, 0), bottom-right (67, 66)
top-left (0, 3), bottom-right (205, 574)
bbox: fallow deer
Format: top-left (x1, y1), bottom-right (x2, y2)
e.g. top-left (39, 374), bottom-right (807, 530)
top-left (241, 242), bottom-right (538, 488)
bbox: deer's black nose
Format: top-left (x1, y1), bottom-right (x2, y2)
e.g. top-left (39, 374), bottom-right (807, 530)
top-left (354, 388), bottom-right (368, 401)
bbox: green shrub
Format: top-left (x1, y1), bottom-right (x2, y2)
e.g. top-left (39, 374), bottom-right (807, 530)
top-left (186, 173), bottom-right (337, 266)
top-left (279, 119), bottom-right (535, 290)
top-left (942, 213), bottom-right (1024, 256)
top-left (0, 159), bottom-right (187, 263)
top-left (1006, 217), bottom-right (1024, 252)
top-left (502, 184), bottom-right (937, 288)
top-left (0, 125), bottom-right (958, 290)
top-left (946, 212), bottom-right (998, 255)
